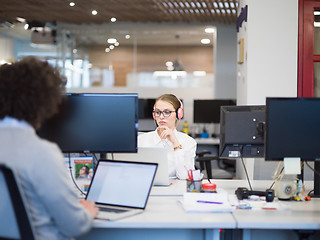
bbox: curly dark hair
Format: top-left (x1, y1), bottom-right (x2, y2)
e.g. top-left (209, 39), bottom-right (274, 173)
top-left (0, 56), bottom-right (66, 129)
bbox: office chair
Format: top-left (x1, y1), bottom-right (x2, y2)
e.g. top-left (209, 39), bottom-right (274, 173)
top-left (195, 150), bottom-right (235, 180)
top-left (195, 150), bottom-right (218, 180)
top-left (0, 164), bottom-right (36, 240)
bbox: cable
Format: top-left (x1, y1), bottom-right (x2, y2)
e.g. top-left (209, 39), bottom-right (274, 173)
top-left (68, 153), bottom-right (86, 196)
top-left (305, 161), bottom-right (320, 177)
top-left (305, 161), bottom-right (320, 196)
top-left (91, 153), bottom-right (99, 170)
top-left (269, 167), bottom-right (284, 189)
top-left (240, 156), bottom-right (253, 191)
top-left (239, 146), bottom-right (252, 191)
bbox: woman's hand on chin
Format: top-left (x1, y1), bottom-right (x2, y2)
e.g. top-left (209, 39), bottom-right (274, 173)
top-left (157, 126), bottom-right (179, 146)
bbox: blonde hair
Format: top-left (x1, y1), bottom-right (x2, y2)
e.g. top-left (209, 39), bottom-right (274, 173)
top-left (155, 94), bottom-right (181, 112)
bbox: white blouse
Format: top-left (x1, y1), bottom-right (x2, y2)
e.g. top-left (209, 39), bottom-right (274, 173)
top-left (138, 129), bottom-right (197, 179)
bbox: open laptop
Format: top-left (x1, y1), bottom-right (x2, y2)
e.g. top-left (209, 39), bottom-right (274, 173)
top-left (85, 160), bottom-right (157, 221)
top-left (110, 147), bottom-right (170, 186)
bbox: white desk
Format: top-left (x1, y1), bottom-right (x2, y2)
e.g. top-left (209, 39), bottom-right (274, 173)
top-left (78, 193), bottom-right (236, 240)
top-left (195, 138), bottom-right (220, 145)
top-left (78, 180), bottom-right (320, 240)
top-left (212, 179), bottom-right (320, 240)
top-left (150, 179), bottom-right (186, 196)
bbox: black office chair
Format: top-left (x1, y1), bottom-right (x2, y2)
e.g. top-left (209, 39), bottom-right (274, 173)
top-left (195, 150), bottom-right (236, 180)
top-left (195, 150), bottom-right (219, 180)
top-left (0, 164), bottom-right (36, 240)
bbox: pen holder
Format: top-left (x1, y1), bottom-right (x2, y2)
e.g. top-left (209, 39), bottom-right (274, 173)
top-left (187, 179), bottom-right (202, 192)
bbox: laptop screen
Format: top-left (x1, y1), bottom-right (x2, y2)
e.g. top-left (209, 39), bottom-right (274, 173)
top-left (86, 160), bottom-right (157, 209)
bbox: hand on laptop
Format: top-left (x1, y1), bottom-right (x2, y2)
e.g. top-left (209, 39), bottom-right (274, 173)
top-left (79, 199), bottom-right (99, 218)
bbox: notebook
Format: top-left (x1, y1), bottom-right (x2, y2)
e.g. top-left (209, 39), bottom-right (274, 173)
top-left (110, 147), bottom-right (170, 186)
top-left (85, 160), bottom-right (158, 221)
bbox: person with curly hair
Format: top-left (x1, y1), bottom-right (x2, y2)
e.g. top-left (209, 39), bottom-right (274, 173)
top-left (0, 56), bottom-right (98, 240)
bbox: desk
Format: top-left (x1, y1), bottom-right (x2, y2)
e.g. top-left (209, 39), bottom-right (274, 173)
top-left (150, 179), bottom-right (186, 196)
top-left (212, 179), bottom-right (320, 240)
top-left (78, 180), bottom-right (320, 240)
top-left (195, 138), bottom-right (220, 145)
top-left (78, 190), bottom-right (236, 240)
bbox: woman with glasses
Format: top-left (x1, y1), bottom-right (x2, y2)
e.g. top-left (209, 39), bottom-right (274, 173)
top-left (138, 94), bottom-right (196, 179)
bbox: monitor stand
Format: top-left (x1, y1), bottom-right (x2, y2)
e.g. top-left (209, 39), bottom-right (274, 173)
top-left (311, 161), bottom-right (320, 198)
top-left (99, 153), bottom-right (107, 161)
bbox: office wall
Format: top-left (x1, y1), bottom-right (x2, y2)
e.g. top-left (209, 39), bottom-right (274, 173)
top-left (237, 0), bottom-right (299, 180)
top-left (89, 45), bottom-right (214, 86)
top-left (0, 36), bottom-right (14, 62)
top-left (237, 0), bottom-right (298, 105)
top-left (215, 24), bottom-right (237, 99)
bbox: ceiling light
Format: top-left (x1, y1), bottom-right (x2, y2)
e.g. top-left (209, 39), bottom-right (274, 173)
top-left (69, 2), bottom-right (75, 7)
top-left (105, 48), bottom-right (110, 52)
top-left (111, 17), bottom-right (117, 22)
top-left (205, 27), bottom-right (215, 33)
top-left (73, 49), bottom-right (77, 54)
top-left (167, 66), bottom-right (174, 71)
top-left (0, 60), bottom-right (10, 65)
top-left (315, 11), bottom-right (320, 15)
top-left (201, 38), bottom-right (211, 44)
top-left (109, 45), bottom-right (114, 50)
top-left (166, 61), bottom-right (173, 67)
top-left (16, 17), bottom-right (26, 22)
top-left (193, 71), bottom-right (206, 76)
top-left (125, 35), bottom-right (130, 39)
top-left (114, 42), bottom-right (119, 46)
top-left (107, 38), bottom-right (117, 44)
top-left (24, 24), bottom-right (29, 30)
top-left (92, 10), bottom-right (98, 15)
top-left (314, 22), bottom-right (320, 27)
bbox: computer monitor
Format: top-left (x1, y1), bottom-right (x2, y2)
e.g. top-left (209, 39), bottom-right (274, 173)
top-left (265, 97), bottom-right (320, 197)
top-left (219, 105), bottom-right (265, 158)
top-left (193, 99), bottom-right (236, 123)
top-left (138, 98), bottom-right (156, 119)
top-left (37, 93), bottom-right (138, 153)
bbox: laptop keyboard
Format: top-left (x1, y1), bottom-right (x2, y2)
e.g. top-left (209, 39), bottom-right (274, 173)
top-left (99, 207), bottom-right (128, 213)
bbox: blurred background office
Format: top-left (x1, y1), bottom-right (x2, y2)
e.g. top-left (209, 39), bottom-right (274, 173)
top-left (0, 0), bottom-right (310, 180)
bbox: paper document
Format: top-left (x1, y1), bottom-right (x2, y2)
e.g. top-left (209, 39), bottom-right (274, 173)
top-left (179, 190), bottom-right (234, 213)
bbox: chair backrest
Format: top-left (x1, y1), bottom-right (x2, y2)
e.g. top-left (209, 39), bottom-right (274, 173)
top-left (0, 164), bottom-right (36, 240)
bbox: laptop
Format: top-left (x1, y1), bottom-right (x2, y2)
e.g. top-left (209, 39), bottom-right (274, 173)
top-left (110, 147), bottom-right (170, 186)
top-left (85, 160), bottom-right (158, 221)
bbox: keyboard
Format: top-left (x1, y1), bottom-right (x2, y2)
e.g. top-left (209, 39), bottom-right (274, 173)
top-left (99, 207), bottom-right (128, 213)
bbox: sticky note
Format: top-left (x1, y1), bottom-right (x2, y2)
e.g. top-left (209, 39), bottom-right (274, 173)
top-left (283, 157), bottom-right (301, 175)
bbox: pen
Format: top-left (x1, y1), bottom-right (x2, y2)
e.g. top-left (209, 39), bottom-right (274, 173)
top-left (196, 200), bottom-right (223, 204)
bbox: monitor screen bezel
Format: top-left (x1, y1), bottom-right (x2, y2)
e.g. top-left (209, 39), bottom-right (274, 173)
top-left (219, 105), bottom-right (265, 159)
top-left (37, 93), bottom-right (138, 153)
top-left (265, 97), bottom-right (320, 161)
top-left (193, 99), bottom-right (236, 124)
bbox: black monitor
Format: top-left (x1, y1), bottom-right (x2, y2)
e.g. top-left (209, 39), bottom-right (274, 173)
top-left (37, 93), bottom-right (138, 153)
top-left (138, 98), bottom-right (156, 119)
top-left (193, 99), bottom-right (236, 123)
top-left (265, 97), bottom-right (320, 197)
top-left (219, 105), bottom-right (265, 158)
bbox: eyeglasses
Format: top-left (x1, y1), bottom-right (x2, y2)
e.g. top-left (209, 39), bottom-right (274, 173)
top-left (153, 110), bottom-right (175, 118)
